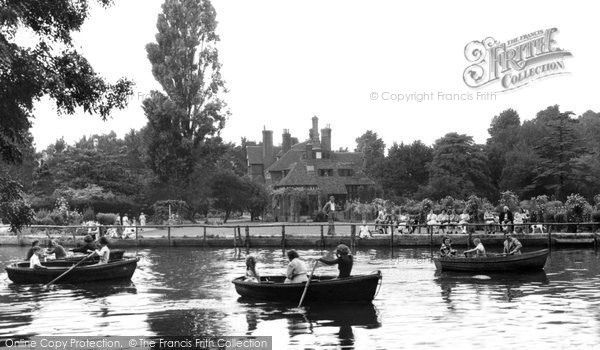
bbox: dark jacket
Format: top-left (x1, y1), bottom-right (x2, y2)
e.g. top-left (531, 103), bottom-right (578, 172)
top-left (72, 242), bottom-right (99, 253)
top-left (319, 254), bottom-right (353, 278)
top-left (499, 210), bottom-right (514, 224)
top-left (47, 244), bottom-right (67, 259)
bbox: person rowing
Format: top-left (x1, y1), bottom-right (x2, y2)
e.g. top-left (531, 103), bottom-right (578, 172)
top-left (72, 235), bottom-right (98, 254)
top-left (318, 244), bottom-right (353, 278)
top-left (463, 238), bottom-right (486, 257)
top-left (46, 240), bottom-right (67, 259)
top-left (503, 232), bottom-right (522, 255)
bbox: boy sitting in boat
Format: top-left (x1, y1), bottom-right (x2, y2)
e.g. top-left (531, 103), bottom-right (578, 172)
top-left (463, 238), bottom-right (486, 257)
top-left (439, 237), bottom-right (457, 257)
top-left (94, 237), bottom-right (110, 265)
top-left (318, 244), bottom-right (353, 278)
top-left (29, 246), bottom-right (47, 269)
top-left (503, 233), bottom-right (522, 255)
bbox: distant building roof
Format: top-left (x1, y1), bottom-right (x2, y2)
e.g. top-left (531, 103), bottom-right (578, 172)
top-left (246, 146), bottom-right (263, 165)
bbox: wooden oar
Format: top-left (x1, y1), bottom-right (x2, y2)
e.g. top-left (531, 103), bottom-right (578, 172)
top-left (44, 251), bottom-right (96, 287)
top-left (298, 260), bottom-right (319, 308)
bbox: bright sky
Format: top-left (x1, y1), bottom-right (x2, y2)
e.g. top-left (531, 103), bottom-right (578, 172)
top-left (30, 0), bottom-right (600, 151)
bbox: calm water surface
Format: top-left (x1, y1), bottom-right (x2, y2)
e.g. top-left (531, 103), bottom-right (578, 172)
top-left (1, 246), bottom-right (599, 349)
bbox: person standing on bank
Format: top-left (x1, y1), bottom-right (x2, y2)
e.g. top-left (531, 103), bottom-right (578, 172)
top-left (318, 244), bottom-right (353, 278)
top-left (499, 206), bottom-right (514, 233)
top-left (322, 196), bottom-right (337, 236)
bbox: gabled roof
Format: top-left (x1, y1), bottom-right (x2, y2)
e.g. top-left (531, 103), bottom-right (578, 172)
top-left (267, 149), bottom-right (302, 172)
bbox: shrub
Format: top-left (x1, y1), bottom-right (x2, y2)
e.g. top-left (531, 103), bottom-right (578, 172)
top-left (554, 212), bottom-right (567, 223)
top-left (82, 207), bottom-right (95, 222)
top-left (591, 211), bottom-right (600, 222)
top-left (542, 212), bottom-right (554, 223)
top-left (96, 213), bottom-right (118, 225)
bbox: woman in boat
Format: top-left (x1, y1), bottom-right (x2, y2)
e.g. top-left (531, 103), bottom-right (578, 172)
top-left (358, 220), bottom-right (372, 239)
top-left (29, 246), bottom-right (46, 269)
top-left (318, 244), bottom-right (353, 278)
top-left (94, 237), bottom-right (110, 265)
top-left (72, 235), bottom-right (98, 254)
top-left (244, 256), bottom-right (260, 282)
top-left (284, 250), bottom-right (308, 283)
top-left (440, 237), bottom-right (457, 257)
top-left (463, 238), bottom-right (486, 257)
top-left (25, 240), bottom-right (40, 260)
top-left (46, 240), bottom-right (67, 259)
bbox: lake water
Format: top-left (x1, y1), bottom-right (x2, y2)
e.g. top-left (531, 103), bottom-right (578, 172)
top-left (1, 246), bottom-right (599, 349)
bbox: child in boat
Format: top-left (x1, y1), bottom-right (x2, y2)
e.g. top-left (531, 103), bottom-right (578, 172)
top-left (25, 240), bottom-right (40, 261)
top-left (464, 238), bottom-right (486, 257)
top-left (439, 237), bottom-right (457, 257)
top-left (29, 246), bottom-right (46, 269)
top-left (318, 244), bottom-right (353, 278)
top-left (244, 256), bottom-right (260, 282)
top-left (284, 250), bottom-right (308, 283)
top-left (94, 237), bottom-right (110, 265)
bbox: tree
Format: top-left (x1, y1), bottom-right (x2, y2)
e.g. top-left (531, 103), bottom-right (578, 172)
top-left (209, 171), bottom-right (245, 223)
top-left (1, 0), bottom-right (133, 230)
top-left (355, 131), bottom-right (385, 177)
top-left (425, 133), bottom-right (494, 199)
top-left (143, 0), bottom-right (228, 183)
top-left (378, 141), bottom-right (432, 198)
top-left (241, 178), bottom-right (270, 221)
top-left (486, 108), bottom-right (521, 189)
top-left (532, 106), bottom-right (582, 200)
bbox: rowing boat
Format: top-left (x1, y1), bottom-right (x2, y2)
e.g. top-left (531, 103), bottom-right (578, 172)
top-left (5, 257), bottom-right (139, 284)
top-left (232, 271), bottom-right (382, 303)
top-left (433, 249), bottom-right (548, 272)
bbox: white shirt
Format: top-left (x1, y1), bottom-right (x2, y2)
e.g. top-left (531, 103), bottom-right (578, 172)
top-left (285, 258), bottom-right (308, 283)
top-left (359, 225), bottom-right (370, 238)
top-left (329, 202), bottom-right (336, 211)
top-left (95, 246), bottom-right (110, 264)
top-left (30, 254), bottom-right (42, 268)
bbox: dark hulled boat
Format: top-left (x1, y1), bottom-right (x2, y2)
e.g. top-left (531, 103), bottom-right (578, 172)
top-left (433, 249), bottom-right (549, 272)
top-left (232, 271), bottom-right (382, 303)
top-left (5, 257), bottom-right (139, 284)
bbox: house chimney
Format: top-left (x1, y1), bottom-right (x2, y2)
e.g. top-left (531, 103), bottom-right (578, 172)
top-left (282, 129), bottom-right (291, 153)
top-left (305, 143), bottom-right (313, 160)
top-left (310, 115), bottom-right (320, 144)
top-left (262, 128), bottom-right (273, 164)
top-left (321, 124), bottom-right (331, 152)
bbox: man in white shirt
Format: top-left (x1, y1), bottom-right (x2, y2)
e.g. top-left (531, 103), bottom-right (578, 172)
top-left (322, 196), bottom-right (337, 236)
top-left (29, 247), bottom-right (46, 269)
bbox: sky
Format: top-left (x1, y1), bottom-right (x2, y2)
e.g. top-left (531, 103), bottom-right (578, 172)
top-left (29, 0), bottom-right (600, 151)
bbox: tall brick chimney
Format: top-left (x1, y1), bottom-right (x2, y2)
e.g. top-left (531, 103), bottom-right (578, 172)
top-left (309, 115), bottom-right (320, 144)
top-left (282, 129), bottom-right (291, 153)
top-left (321, 124), bottom-right (331, 152)
top-left (262, 127), bottom-right (274, 165)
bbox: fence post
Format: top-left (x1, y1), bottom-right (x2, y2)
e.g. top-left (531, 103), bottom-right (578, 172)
top-left (203, 226), bottom-right (207, 247)
top-left (320, 225), bottom-right (325, 247)
top-left (390, 224), bottom-right (394, 248)
top-left (245, 226), bottom-right (250, 248)
top-left (429, 226), bottom-right (433, 249)
top-left (233, 227), bottom-right (237, 248)
top-left (281, 225), bottom-right (286, 249)
top-left (167, 226), bottom-right (171, 247)
top-left (351, 224), bottom-right (356, 248)
top-left (135, 226), bottom-right (138, 240)
top-left (547, 228), bottom-right (551, 251)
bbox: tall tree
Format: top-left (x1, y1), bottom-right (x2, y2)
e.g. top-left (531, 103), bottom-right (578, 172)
top-left (143, 0), bottom-right (228, 183)
top-left (355, 130), bottom-right (385, 177)
top-left (425, 133), bottom-right (494, 200)
top-left (486, 108), bottom-right (520, 190)
top-left (0, 0), bottom-right (133, 230)
top-left (532, 105), bottom-right (582, 200)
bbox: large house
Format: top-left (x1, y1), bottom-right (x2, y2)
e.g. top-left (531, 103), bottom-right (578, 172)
top-left (246, 116), bottom-right (377, 220)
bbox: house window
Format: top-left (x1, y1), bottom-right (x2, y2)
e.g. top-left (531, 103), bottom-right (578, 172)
top-left (319, 169), bottom-right (333, 177)
top-left (306, 165), bottom-right (315, 174)
top-left (338, 169), bottom-right (354, 177)
top-left (315, 151), bottom-right (322, 159)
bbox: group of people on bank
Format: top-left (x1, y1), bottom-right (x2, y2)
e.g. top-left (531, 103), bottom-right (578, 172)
top-left (244, 244), bottom-right (353, 283)
top-left (439, 232), bottom-right (523, 258)
top-left (25, 235), bottom-right (111, 269)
